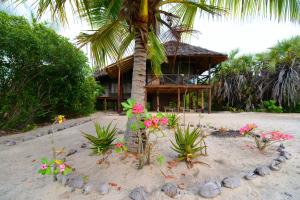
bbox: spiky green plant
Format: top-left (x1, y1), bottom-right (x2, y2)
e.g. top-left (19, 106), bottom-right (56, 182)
top-left (166, 113), bottom-right (179, 129)
top-left (171, 125), bottom-right (207, 164)
top-left (83, 122), bottom-right (117, 154)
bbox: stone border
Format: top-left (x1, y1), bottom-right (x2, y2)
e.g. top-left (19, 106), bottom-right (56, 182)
top-left (52, 143), bottom-right (291, 199)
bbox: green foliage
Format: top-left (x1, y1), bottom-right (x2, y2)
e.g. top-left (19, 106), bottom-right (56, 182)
top-left (166, 113), bottom-right (180, 129)
top-left (213, 36), bottom-right (300, 112)
top-left (0, 12), bottom-right (100, 131)
top-left (171, 126), bottom-right (207, 163)
top-left (38, 158), bottom-right (72, 176)
top-left (259, 100), bottom-right (283, 113)
top-left (83, 122), bottom-right (117, 154)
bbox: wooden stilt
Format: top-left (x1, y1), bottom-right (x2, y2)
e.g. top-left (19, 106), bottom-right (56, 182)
top-left (156, 91), bottom-right (160, 112)
top-left (189, 91), bottom-right (192, 110)
top-left (208, 88), bottom-right (212, 114)
top-left (201, 90), bottom-right (204, 113)
top-left (117, 67), bottom-right (121, 113)
top-left (196, 90), bottom-right (199, 111)
top-left (104, 98), bottom-right (107, 112)
top-left (177, 88), bottom-right (180, 112)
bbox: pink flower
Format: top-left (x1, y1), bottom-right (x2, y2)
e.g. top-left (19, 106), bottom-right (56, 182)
top-left (115, 143), bottom-right (123, 148)
top-left (41, 164), bottom-right (47, 170)
top-left (132, 103), bottom-right (144, 114)
top-left (144, 120), bottom-right (152, 128)
top-left (240, 123), bottom-right (257, 135)
top-left (261, 133), bottom-right (267, 139)
top-left (160, 117), bottom-right (168, 126)
top-left (59, 164), bottom-right (65, 172)
top-left (152, 117), bottom-right (159, 126)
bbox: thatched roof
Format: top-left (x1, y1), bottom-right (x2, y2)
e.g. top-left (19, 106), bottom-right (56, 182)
top-left (95, 41), bottom-right (227, 79)
top-left (164, 41), bottom-right (226, 57)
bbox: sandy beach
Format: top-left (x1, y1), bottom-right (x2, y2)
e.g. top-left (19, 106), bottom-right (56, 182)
top-left (0, 112), bottom-right (299, 200)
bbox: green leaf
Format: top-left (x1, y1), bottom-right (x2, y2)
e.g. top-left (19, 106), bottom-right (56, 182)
top-left (126, 109), bottom-right (133, 118)
top-left (41, 158), bottom-right (48, 164)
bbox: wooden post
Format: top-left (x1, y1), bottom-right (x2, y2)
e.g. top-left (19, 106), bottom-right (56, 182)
top-left (117, 67), bottom-right (121, 113)
top-left (208, 88), bottom-right (212, 114)
top-left (177, 88), bottom-right (180, 112)
top-left (201, 90), bottom-right (204, 113)
top-left (104, 98), bottom-right (107, 112)
top-left (156, 91), bottom-right (160, 112)
top-left (189, 91), bottom-right (192, 110)
top-left (196, 90), bottom-right (199, 111)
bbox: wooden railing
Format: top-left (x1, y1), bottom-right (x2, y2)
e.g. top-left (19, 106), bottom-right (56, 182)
top-left (146, 74), bottom-right (210, 85)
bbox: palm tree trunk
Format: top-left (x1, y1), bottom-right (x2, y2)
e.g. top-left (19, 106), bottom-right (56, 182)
top-left (125, 31), bottom-right (147, 152)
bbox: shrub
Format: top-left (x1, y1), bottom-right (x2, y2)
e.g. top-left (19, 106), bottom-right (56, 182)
top-left (260, 100), bottom-right (283, 113)
top-left (0, 12), bottom-right (99, 131)
top-left (83, 122), bottom-right (117, 154)
top-left (171, 125), bottom-right (207, 167)
top-left (166, 113), bottom-right (179, 128)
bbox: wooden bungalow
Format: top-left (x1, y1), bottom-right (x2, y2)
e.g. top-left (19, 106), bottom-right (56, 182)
top-left (95, 41), bottom-right (227, 113)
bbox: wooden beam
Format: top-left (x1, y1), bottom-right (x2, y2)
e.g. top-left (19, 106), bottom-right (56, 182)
top-left (201, 90), bottom-right (204, 113)
top-left (177, 88), bottom-right (180, 112)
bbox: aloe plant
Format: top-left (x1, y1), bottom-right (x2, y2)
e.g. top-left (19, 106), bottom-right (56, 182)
top-left (166, 113), bottom-right (180, 129)
top-left (83, 122), bottom-right (117, 154)
top-left (171, 126), bottom-right (207, 164)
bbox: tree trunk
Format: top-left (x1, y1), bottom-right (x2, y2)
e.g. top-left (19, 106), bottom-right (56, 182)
top-left (125, 31), bottom-right (147, 152)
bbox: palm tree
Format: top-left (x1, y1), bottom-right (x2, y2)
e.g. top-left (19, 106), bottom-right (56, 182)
top-left (14, 0), bottom-right (300, 151)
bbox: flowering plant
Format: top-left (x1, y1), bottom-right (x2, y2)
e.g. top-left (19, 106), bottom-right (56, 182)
top-left (239, 123), bottom-right (257, 136)
top-left (240, 123), bottom-right (294, 150)
top-left (38, 158), bottom-right (72, 176)
top-left (114, 139), bottom-right (128, 153)
top-left (122, 99), bottom-right (168, 168)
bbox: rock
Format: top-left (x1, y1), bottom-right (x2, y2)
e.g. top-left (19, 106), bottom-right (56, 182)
top-left (280, 151), bottom-right (292, 160)
top-left (6, 140), bottom-right (16, 146)
top-left (48, 129), bottom-right (53, 134)
top-left (62, 175), bottom-right (70, 186)
top-left (276, 156), bottom-right (287, 163)
top-left (129, 187), bottom-right (148, 200)
top-left (244, 172), bottom-right (258, 180)
top-left (117, 130), bottom-right (125, 134)
top-left (68, 175), bottom-right (84, 189)
top-left (82, 183), bottom-right (94, 195)
top-left (36, 133), bottom-right (45, 137)
top-left (198, 181), bottom-right (221, 198)
top-left (57, 174), bottom-right (70, 186)
top-left (255, 166), bottom-right (271, 176)
top-left (98, 183), bottom-right (109, 195)
top-left (22, 136), bottom-right (34, 142)
top-left (279, 143), bottom-right (285, 149)
top-left (270, 160), bottom-right (282, 171)
top-left (161, 183), bottom-right (177, 198)
top-left (221, 177), bottom-right (241, 189)
top-left (68, 187), bottom-right (76, 192)
top-left (80, 143), bottom-right (87, 148)
top-left (66, 149), bottom-right (77, 157)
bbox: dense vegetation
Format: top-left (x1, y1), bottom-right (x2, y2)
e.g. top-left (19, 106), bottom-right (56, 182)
top-left (0, 12), bottom-right (99, 131)
top-left (213, 36), bottom-right (300, 113)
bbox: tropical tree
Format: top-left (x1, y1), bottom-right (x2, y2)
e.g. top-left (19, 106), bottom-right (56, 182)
top-left (212, 36), bottom-right (300, 112)
top-left (12, 0), bottom-right (300, 150)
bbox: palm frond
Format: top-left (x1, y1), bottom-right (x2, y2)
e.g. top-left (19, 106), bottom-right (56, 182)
top-left (209, 0), bottom-right (300, 21)
top-left (147, 30), bottom-right (167, 76)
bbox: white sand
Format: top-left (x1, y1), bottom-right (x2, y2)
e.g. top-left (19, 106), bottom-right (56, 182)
top-left (0, 112), bottom-right (299, 200)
